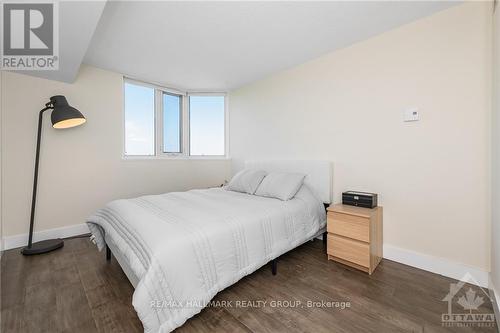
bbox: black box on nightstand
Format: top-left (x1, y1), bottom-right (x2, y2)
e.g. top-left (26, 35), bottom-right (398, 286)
top-left (342, 191), bottom-right (378, 208)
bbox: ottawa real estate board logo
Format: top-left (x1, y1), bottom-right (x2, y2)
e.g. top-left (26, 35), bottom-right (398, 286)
top-left (441, 273), bottom-right (496, 328)
top-left (1, 2), bottom-right (59, 70)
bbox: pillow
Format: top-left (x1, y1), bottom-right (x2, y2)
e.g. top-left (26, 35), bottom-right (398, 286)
top-left (254, 172), bottom-right (306, 201)
top-left (225, 169), bottom-right (267, 194)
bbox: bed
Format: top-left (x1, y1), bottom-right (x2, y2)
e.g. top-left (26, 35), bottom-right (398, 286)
top-left (86, 160), bottom-right (332, 333)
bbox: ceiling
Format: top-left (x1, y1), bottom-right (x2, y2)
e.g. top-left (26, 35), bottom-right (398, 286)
top-left (17, 1), bottom-right (459, 90)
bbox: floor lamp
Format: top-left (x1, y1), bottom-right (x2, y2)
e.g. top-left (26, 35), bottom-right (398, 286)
top-left (22, 95), bottom-right (86, 255)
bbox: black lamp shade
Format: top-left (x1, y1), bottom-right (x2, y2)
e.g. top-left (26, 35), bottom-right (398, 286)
top-left (49, 95), bottom-right (86, 129)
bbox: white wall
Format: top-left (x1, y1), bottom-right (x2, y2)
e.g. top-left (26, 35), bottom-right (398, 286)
top-left (491, 0), bottom-right (500, 299)
top-left (0, 69), bottom-right (3, 252)
top-left (1, 65), bottom-right (230, 239)
top-left (230, 3), bottom-right (492, 271)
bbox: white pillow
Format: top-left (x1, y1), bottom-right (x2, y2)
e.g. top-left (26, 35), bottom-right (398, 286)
top-left (255, 172), bottom-right (306, 201)
top-left (225, 169), bottom-right (267, 194)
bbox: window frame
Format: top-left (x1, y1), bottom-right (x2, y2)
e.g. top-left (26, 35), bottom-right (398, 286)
top-left (122, 77), bottom-right (228, 159)
top-left (159, 91), bottom-right (184, 157)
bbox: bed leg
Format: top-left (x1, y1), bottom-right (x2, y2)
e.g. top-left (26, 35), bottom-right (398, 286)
top-left (323, 231), bottom-right (327, 252)
top-left (106, 244), bottom-right (111, 261)
top-left (271, 259), bottom-right (277, 275)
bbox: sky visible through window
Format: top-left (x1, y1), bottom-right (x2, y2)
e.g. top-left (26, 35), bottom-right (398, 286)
top-left (124, 82), bottom-right (155, 155)
top-left (163, 93), bottom-right (181, 153)
top-left (189, 96), bottom-right (225, 156)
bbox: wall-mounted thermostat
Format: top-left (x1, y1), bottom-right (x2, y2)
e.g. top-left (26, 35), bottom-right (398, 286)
top-left (403, 107), bottom-right (419, 122)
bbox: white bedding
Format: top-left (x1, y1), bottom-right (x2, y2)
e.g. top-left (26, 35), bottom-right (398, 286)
top-left (86, 185), bottom-right (326, 333)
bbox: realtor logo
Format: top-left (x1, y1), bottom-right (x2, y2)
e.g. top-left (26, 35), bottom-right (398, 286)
top-left (441, 273), bottom-right (496, 328)
top-left (1, 2), bottom-right (59, 70)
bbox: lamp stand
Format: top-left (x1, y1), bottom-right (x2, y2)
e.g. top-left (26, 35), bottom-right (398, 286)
top-left (22, 105), bottom-right (64, 255)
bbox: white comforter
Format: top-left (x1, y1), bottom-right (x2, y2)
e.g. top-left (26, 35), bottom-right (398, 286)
top-left (86, 185), bottom-right (326, 333)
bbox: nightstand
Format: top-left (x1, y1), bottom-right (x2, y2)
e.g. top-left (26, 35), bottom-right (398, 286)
top-left (326, 204), bottom-right (383, 274)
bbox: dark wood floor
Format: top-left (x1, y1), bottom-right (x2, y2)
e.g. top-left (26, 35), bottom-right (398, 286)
top-left (1, 237), bottom-right (497, 333)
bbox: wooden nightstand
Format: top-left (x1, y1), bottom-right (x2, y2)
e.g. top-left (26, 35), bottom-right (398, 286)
top-left (327, 204), bottom-right (383, 274)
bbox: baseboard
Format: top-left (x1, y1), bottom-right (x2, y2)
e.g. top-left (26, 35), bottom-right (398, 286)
top-left (3, 223), bottom-right (89, 250)
top-left (383, 244), bottom-right (489, 288)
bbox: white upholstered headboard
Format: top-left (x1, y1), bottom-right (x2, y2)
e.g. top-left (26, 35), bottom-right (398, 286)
top-left (245, 160), bottom-right (332, 204)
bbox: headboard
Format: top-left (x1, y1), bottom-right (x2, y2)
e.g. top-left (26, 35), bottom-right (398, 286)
top-left (245, 160), bottom-right (332, 204)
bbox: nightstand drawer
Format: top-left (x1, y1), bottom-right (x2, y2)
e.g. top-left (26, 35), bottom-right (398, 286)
top-left (328, 234), bottom-right (370, 268)
top-left (327, 212), bottom-right (370, 242)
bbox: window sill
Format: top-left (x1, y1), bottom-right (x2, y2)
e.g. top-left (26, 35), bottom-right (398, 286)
top-left (122, 155), bottom-right (231, 161)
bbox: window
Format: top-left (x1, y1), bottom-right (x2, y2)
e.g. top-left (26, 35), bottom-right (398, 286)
top-left (124, 82), bottom-right (155, 156)
top-left (123, 79), bottom-right (226, 158)
top-left (163, 93), bottom-right (182, 153)
top-left (189, 95), bottom-right (225, 156)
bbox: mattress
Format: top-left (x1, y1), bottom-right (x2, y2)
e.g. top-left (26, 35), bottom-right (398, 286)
top-left (87, 185), bottom-right (326, 332)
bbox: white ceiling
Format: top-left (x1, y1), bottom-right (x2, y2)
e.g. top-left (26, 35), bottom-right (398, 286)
top-left (16, 1), bottom-right (458, 90)
top-left (83, 1), bottom-right (457, 91)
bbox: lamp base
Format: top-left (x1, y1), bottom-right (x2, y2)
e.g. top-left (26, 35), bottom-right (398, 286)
top-left (21, 238), bottom-right (64, 255)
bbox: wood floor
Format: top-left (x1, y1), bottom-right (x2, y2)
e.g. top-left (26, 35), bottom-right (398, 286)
top-left (1, 236), bottom-right (497, 333)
